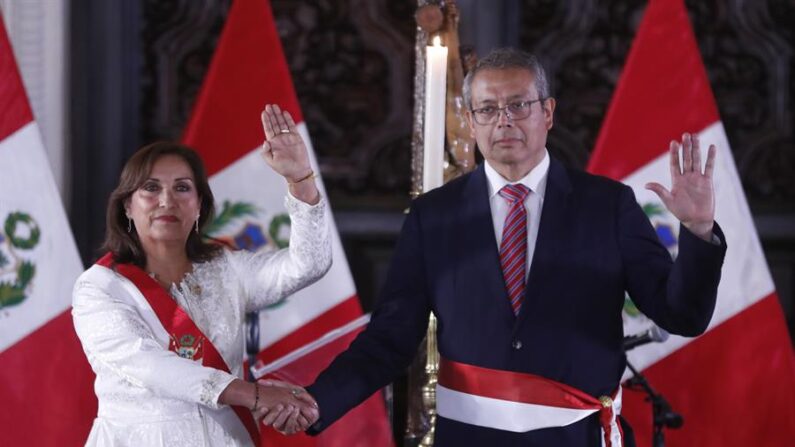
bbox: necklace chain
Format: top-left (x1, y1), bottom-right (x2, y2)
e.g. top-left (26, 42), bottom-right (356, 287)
top-left (148, 270), bottom-right (201, 296)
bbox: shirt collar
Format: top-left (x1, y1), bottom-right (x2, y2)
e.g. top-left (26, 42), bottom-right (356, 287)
top-left (484, 149), bottom-right (550, 199)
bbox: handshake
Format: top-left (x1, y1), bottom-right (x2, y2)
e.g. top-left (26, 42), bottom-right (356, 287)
top-left (251, 379), bottom-right (320, 435)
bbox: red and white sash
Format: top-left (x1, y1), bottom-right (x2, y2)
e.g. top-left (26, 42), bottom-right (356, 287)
top-left (437, 357), bottom-right (623, 447)
top-left (96, 253), bottom-right (260, 445)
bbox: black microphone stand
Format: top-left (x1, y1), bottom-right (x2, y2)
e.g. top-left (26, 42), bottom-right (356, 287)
top-left (245, 311), bottom-right (260, 381)
top-left (625, 360), bottom-right (683, 447)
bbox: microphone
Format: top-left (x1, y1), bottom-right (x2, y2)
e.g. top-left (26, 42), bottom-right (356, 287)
top-left (623, 325), bottom-right (670, 351)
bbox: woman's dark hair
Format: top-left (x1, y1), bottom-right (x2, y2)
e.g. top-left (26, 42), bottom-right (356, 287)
top-left (101, 141), bottom-right (221, 266)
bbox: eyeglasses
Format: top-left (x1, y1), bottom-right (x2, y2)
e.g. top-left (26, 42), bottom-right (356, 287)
top-left (470, 98), bottom-right (546, 125)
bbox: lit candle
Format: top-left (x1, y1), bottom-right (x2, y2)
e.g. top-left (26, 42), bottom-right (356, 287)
top-left (423, 36), bottom-right (448, 193)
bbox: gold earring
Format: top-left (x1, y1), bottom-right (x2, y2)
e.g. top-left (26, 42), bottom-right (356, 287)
top-left (195, 215), bottom-right (200, 234)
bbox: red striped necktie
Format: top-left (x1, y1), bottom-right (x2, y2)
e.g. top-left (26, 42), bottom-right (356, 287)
top-left (498, 184), bottom-right (531, 315)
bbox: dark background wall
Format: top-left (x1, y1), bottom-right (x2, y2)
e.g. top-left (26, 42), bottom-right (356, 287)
top-left (69, 0), bottom-right (795, 438)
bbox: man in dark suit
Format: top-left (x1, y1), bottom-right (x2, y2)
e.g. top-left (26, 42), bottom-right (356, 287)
top-left (275, 48), bottom-right (726, 446)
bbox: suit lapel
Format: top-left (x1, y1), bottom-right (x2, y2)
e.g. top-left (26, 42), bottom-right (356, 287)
top-left (453, 165), bottom-right (515, 317)
top-left (515, 158), bottom-right (574, 330)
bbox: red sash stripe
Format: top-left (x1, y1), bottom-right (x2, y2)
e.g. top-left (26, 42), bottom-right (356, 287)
top-left (439, 357), bottom-right (621, 446)
top-left (440, 358), bottom-right (602, 409)
top-left (96, 253), bottom-right (260, 445)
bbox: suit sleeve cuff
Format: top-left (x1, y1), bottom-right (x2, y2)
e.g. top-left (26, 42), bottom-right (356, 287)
top-left (680, 222), bottom-right (726, 249)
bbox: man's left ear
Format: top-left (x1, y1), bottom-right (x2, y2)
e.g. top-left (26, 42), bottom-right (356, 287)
top-left (544, 97), bottom-right (556, 130)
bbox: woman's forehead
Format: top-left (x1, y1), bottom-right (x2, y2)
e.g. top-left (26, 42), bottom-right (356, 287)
top-left (148, 155), bottom-right (195, 179)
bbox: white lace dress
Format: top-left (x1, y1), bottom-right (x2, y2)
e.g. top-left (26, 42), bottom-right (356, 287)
top-left (72, 195), bottom-right (331, 447)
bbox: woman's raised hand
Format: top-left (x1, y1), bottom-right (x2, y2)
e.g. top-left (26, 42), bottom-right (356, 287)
top-left (261, 105), bottom-right (319, 204)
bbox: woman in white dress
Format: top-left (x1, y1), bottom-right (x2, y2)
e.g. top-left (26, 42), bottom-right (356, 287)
top-left (72, 105), bottom-right (327, 446)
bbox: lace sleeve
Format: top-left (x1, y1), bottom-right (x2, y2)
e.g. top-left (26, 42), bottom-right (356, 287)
top-left (230, 193), bottom-right (332, 312)
top-left (72, 275), bottom-right (237, 409)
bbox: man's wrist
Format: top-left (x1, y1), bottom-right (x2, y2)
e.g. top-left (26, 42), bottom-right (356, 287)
top-left (683, 221), bottom-right (714, 241)
top-left (306, 418), bottom-right (323, 435)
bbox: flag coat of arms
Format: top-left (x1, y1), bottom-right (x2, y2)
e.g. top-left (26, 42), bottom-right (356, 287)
top-left (182, 0), bottom-right (393, 445)
top-left (0, 16), bottom-right (94, 446)
top-left (588, 0), bottom-right (795, 445)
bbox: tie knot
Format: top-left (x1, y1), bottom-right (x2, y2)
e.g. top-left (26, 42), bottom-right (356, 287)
top-left (499, 184), bottom-right (530, 203)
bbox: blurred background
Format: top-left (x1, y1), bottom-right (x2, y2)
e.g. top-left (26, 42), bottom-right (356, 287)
top-left (1, 0), bottom-right (793, 443)
top-left (6, 0), bottom-right (785, 340)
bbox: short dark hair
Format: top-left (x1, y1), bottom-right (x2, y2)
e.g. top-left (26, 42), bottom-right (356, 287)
top-left (462, 48), bottom-right (550, 109)
top-left (101, 141), bottom-right (221, 266)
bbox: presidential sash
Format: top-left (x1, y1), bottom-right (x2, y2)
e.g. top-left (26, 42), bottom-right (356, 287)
top-left (437, 357), bottom-right (623, 447)
top-left (96, 253), bottom-right (260, 445)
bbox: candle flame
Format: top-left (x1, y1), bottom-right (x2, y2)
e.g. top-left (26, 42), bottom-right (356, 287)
top-left (432, 36), bottom-right (441, 47)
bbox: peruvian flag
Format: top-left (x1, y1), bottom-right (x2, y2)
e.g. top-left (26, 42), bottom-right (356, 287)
top-left (0, 16), bottom-right (94, 446)
top-left (182, 0), bottom-right (393, 445)
top-left (588, 0), bottom-right (795, 445)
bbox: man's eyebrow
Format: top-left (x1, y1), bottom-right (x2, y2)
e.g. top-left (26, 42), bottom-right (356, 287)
top-left (474, 94), bottom-right (534, 106)
top-left (474, 99), bottom-right (497, 106)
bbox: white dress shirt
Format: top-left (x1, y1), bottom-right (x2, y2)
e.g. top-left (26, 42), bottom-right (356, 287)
top-left (484, 150), bottom-right (550, 277)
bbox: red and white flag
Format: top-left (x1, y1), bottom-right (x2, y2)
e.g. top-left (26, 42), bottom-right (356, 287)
top-left (182, 0), bottom-right (393, 445)
top-left (588, 0), bottom-right (795, 445)
top-left (0, 17), bottom-right (95, 446)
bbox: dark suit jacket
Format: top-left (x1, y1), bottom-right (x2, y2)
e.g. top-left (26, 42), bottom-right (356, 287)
top-left (307, 158), bottom-right (726, 446)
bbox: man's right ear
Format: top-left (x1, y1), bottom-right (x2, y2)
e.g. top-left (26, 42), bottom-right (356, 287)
top-left (465, 110), bottom-right (476, 138)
